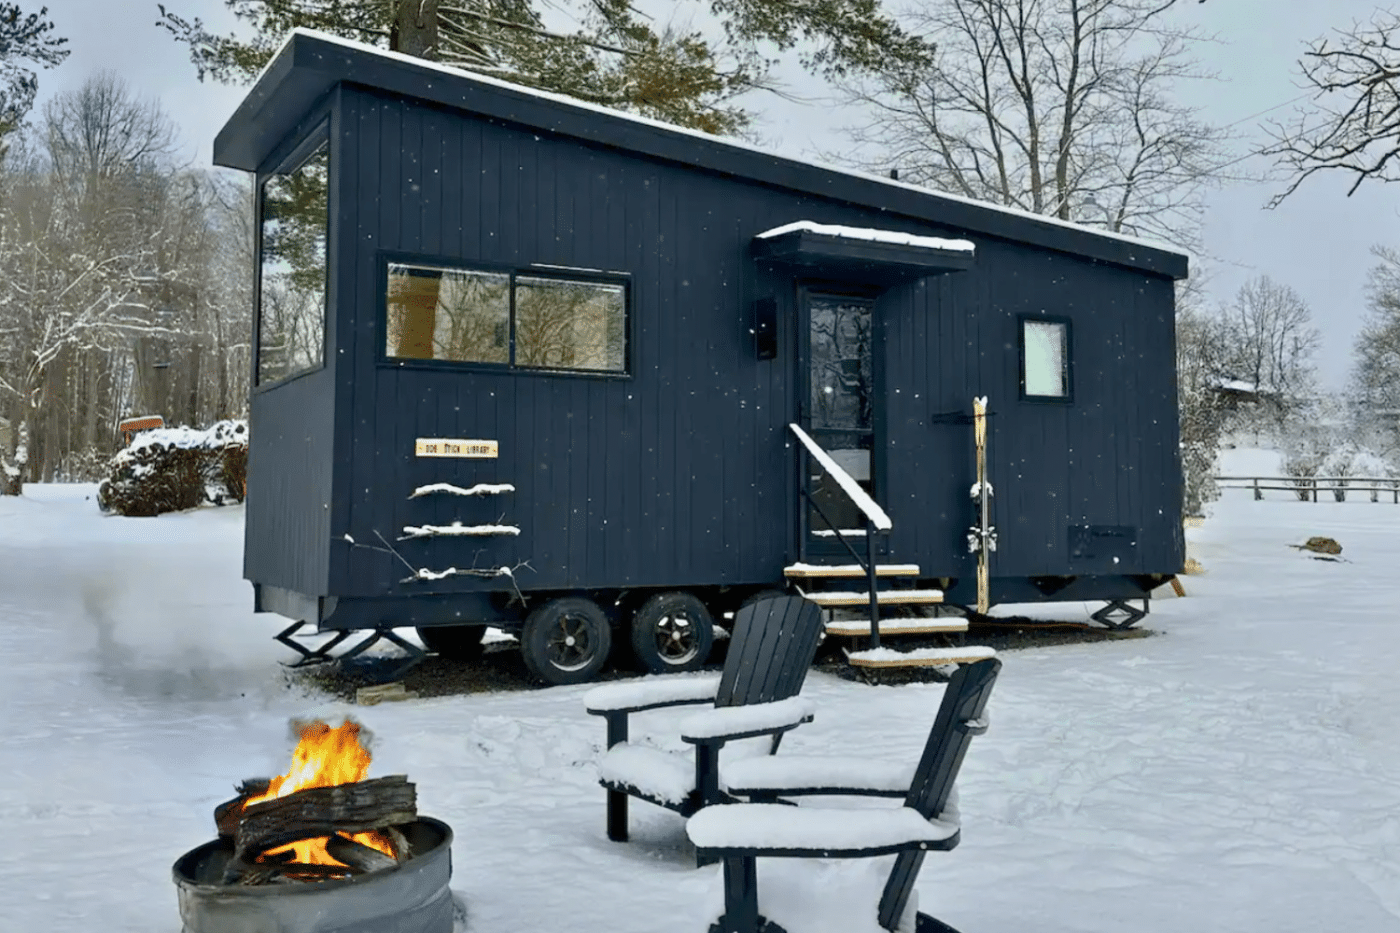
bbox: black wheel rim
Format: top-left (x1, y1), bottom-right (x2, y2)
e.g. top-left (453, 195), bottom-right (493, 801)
top-left (546, 612), bottom-right (596, 671)
top-left (653, 612), bottom-right (700, 664)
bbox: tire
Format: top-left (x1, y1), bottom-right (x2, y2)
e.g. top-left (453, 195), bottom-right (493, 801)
top-left (415, 624), bottom-right (487, 662)
top-left (630, 592), bottom-right (716, 674)
top-left (520, 597), bottom-right (612, 685)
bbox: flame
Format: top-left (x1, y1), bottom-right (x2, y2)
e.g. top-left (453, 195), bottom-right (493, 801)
top-left (245, 719), bottom-right (397, 867)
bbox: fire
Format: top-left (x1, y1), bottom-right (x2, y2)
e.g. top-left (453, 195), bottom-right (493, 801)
top-left (245, 718), bottom-right (397, 866)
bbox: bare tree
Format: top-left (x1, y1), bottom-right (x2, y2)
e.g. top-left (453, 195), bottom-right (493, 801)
top-left (0, 74), bottom-right (253, 489)
top-left (1175, 279), bottom-right (1231, 515)
top-left (1214, 275), bottom-right (1320, 433)
top-left (835, 0), bottom-right (1231, 247)
top-left (1349, 245), bottom-right (1400, 460)
top-left (1266, 10), bottom-right (1400, 205)
top-left (43, 70), bottom-right (178, 186)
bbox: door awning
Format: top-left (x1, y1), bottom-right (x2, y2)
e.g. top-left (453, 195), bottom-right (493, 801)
top-left (753, 221), bottom-right (975, 282)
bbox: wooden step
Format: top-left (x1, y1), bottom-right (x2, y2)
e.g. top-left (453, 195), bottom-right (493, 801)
top-left (824, 617), bottom-right (966, 637)
top-left (784, 562), bottom-right (920, 579)
top-left (846, 645), bottom-right (997, 669)
top-left (803, 589), bottom-right (944, 608)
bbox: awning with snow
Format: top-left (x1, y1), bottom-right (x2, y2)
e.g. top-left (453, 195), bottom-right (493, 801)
top-left (752, 221), bottom-right (975, 283)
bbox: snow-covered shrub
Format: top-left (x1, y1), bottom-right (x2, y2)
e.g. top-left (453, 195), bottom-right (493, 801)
top-left (1321, 445), bottom-right (1354, 501)
top-left (56, 447), bottom-right (110, 483)
top-left (1281, 427), bottom-right (1328, 501)
top-left (97, 420), bottom-right (248, 517)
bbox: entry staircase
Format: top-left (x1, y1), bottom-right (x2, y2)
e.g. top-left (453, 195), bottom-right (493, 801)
top-left (788, 424), bottom-right (996, 672)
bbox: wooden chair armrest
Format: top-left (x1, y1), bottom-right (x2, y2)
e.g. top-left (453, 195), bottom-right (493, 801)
top-left (678, 697), bottom-right (816, 745)
top-left (583, 673), bottom-right (722, 715)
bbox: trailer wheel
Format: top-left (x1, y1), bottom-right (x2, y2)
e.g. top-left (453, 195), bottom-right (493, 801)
top-left (631, 592), bottom-right (715, 674)
top-left (521, 597), bottom-right (612, 685)
top-left (415, 624), bottom-right (486, 662)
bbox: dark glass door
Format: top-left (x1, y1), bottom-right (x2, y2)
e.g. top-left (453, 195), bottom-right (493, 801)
top-left (801, 291), bottom-right (876, 556)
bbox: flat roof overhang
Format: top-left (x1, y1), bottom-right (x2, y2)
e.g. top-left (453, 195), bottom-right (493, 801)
top-left (753, 228), bottom-right (975, 284)
top-left (215, 30), bottom-right (1190, 281)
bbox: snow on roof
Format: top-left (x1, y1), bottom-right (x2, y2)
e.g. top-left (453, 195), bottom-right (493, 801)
top-left (1216, 379), bottom-right (1258, 393)
top-left (756, 221), bottom-right (975, 254)
top-left (266, 29), bottom-right (1189, 266)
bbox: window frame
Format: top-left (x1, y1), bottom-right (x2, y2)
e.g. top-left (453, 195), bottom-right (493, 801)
top-left (378, 252), bottom-right (633, 379)
top-left (253, 121), bottom-right (331, 391)
top-left (1018, 314), bottom-right (1073, 403)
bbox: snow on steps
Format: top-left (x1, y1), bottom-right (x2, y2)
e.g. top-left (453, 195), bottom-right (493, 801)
top-left (823, 617), bottom-right (967, 637)
top-left (803, 589), bottom-right (944, 607)
top-left (783, 562), bottom-right (920, 579)
top-left (845, 645), bottom-right (997, 669)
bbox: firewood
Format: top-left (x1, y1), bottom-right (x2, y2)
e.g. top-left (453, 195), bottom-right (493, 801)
top-left (269, 863), bottom-right (359, 883)
top-left (326, 833), bottom-right (399, 873)
top-left (385, 825), bottom-right (411, 862)
top-left (214, 778), bottom-right (271, 838)
top-left (233, 776), bottom-right (416, 862)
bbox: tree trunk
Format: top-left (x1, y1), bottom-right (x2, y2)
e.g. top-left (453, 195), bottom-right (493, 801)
top-left (391, 0), bottom-right (439, 60)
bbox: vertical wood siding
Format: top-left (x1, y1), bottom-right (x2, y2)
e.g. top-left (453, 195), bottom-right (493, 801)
top-left (281, 86), bottom-right (1184, 603)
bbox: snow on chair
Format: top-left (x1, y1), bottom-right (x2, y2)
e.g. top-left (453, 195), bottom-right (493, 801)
top-left (583, 596), bottom-right (826, 852)
top-left (687, 657), bottom-right (1001, 933)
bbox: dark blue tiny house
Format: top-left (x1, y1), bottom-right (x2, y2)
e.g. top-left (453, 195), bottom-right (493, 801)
top-left (214, 30), bottom-right (1189, 684)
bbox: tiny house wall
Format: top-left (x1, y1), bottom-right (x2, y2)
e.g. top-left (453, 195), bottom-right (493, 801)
top-left (313, 85), bottom-right (1183, 604)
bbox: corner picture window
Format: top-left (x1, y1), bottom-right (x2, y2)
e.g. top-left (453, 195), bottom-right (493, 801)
top-left (386, 262), bottom-right (627, 374)
top-left (258, 139), bottom-right (328, 385)
top-left (1022, 318), bottom-right (1069, 399)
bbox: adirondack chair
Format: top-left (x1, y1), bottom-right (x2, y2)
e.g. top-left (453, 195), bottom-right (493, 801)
top-left (686, 657), bottom-right (1002, 933)
top-left (583, 596), bottom-right (826, 845)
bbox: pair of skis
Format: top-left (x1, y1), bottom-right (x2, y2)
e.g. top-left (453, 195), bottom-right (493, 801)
top-left (966, 396), bottom-right (995, 614)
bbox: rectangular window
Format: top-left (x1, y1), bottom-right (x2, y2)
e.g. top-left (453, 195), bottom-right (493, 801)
top-left (386, 264), bottom-right (510, 363)
top-left (258, 138), bottom-right (328, 385)
top-left (385, 262), bottom-right (628, 374)
top-left (1021, 318), bottom-right (1070, 399)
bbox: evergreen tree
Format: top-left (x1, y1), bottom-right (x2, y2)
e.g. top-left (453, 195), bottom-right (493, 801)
top-left (157, 0), bottom-right (927, 135)
top-left (0, 4), bottom-right (68, 144)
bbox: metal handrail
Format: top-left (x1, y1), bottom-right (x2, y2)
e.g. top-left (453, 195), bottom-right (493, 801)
top-left (790, 423), bottom-right (889, 648)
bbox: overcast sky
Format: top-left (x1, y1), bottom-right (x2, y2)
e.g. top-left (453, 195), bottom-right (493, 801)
top-left (35, 0), bottom-right (1400, 391)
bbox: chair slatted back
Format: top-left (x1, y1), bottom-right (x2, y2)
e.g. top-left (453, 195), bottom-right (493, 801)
top-left (715, 597), bottom-right (825, 708)
top-left (878, 657), bottom-right (1001, 930)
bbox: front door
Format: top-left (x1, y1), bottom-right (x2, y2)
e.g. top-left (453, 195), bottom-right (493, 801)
top-left (800, 290), bottom-right (878, 557)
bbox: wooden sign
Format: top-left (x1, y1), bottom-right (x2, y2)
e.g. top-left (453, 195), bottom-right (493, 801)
top-left (414, 438), bottom-right (498, 458)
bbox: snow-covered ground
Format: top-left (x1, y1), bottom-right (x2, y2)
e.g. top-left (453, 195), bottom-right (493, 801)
top-left (3, 472), bottom-right (1400, 932)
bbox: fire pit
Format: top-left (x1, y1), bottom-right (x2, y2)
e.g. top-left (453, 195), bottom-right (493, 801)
top-left (172, 719), bottom-right (454, 933)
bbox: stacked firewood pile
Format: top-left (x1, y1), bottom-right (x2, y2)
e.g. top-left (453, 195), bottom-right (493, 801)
top-left (97, 420), bottom-right (248, 517)
top-left (214, 775), bottom-right (418, 885)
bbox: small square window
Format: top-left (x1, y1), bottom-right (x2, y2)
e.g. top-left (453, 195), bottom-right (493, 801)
top-left (1021, 318), bottom-right (1070, 399)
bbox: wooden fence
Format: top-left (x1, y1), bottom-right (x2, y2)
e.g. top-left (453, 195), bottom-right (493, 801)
top-left (1215, 475), bottom-right (1400, 503)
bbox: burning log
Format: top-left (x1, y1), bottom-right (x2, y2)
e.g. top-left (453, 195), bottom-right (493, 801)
top-left (233, 775), bottom-right (417, 863)
top-left (326, 833), bottom-right (400, 873)
top-left (214, 778), bottom-right (271, 838)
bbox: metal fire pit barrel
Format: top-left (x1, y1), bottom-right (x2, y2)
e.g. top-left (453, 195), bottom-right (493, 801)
top-left (172, 817), bottom-right (453, 933)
